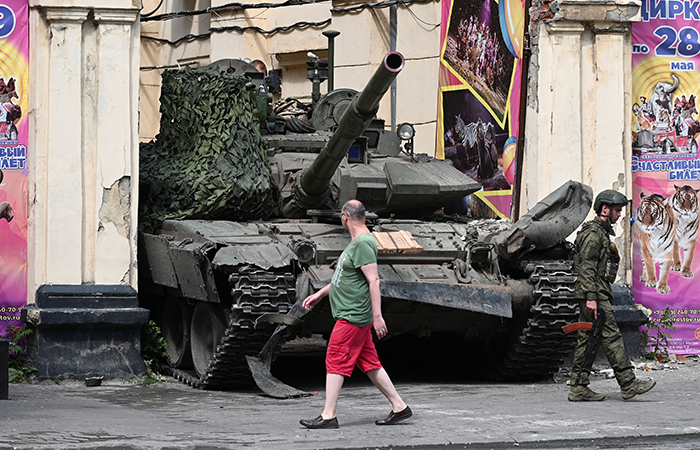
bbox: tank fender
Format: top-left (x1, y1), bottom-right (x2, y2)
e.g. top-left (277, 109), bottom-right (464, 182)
top-left (141, 232), bottom-right (219, 302)
top-left (170, 242), bottom-right (220, 302)
top-left (246, 298), bottom-right (312, 399)
top-left (141, 233), bottom-right (178, 289)
top-left (311, 280), bottom-right (512, 318)
top-left (507, 278), bottom-right (537, 311)
top-left (489, 180), bottom-right (593, 259)
top-left (211, 242), bottom-right (297, 270)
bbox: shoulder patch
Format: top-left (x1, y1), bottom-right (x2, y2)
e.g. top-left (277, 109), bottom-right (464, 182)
top-left (586, 246), bottom-right (600, 261)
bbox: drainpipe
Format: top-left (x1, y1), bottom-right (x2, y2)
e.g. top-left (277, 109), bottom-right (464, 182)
top-left (390, 4), bottom-right (397, 131)
top-left (513, 0), bottom-right (532, 221)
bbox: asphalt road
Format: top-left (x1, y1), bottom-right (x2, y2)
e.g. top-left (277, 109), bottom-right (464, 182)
top-left (1, 355), bottom-right (699, 450)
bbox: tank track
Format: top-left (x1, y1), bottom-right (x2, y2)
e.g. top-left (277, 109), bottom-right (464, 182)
top-left (167, 268), bottom-right (296, 389)
top-left (496, 260), bottom-right (580, 380)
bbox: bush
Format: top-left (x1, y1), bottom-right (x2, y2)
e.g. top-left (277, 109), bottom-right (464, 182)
top-left (641, 307), bottom-right (677, 361)
top-left (140, 320), bottom-right (169, 385)
top-left (5, 323), bottom-right (37, 383)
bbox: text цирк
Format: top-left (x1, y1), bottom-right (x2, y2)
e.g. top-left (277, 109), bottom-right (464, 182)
top-left (641, 0), bottom-right (700, 21)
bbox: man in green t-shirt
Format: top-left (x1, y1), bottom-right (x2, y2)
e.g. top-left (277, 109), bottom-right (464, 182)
top-left (299, 200), bottom-right (412, 429)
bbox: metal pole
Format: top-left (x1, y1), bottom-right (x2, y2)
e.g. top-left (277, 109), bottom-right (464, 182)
top-left (322, 30), bottom-right (340, 92)
top-left (512, 0), bottom-right (532, 221)
top-left (0, 339), bottom-right (9, 400)
top-left (390, 4), bottom-right (397, 131)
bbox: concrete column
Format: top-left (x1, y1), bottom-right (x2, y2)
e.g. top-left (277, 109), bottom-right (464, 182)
top-left (43, 7), bottom-right (90, 285)
top-left (523, 0), bottom-right (639, 278)
top-left (29, 4), bottom-right (140, 291)
top-left (590, 24), bottom-right (630, 193)
top-left (523, 0), bottom-right (640, 211)
top-left (93, 9), bottom-right (139, 285)
top-left (531, 22), bottom-right (585, 201)
top-left (591, 23), bottom-right (635, 283)
top-left (26, 2), bottom-right (146, 380)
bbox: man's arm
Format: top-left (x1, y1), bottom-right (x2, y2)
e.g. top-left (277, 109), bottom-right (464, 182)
top-left (302, 283), bottom-right (331, 311)
top-left (577, 231), bottom-right (602, 319)
top-left (360, 262), bottom-right (387, 339)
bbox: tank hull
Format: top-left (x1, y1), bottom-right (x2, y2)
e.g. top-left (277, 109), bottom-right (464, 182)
top-left (140, 180), bottom-right (589, 392)
top-left (138, 49), bottom-right (595, 394)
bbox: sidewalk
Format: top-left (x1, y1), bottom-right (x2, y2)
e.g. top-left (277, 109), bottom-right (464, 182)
top-left (1, 357), bottom-right (699, 450)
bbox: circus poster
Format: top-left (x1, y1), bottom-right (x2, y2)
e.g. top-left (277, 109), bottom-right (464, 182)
top-left (0, 1), bottom-right (28, 337)
top-left (438, 0), bottom-right (525, 219)
top-left (631, 0), bottom-right (700, 354)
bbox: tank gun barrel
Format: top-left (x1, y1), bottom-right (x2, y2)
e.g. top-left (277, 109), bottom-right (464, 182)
top-left (281, 52), bottom-right (404, 217)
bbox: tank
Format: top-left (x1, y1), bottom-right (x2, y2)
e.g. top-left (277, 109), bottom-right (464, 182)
top-left (139, 52), bottom-right (594, 396)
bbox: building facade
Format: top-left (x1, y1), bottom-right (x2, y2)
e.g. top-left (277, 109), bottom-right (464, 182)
top-left (20, 0), bottom-right (640, 377)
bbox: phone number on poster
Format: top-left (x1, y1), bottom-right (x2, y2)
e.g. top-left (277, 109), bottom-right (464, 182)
top-left (652, 309), bottom-right (700, 322)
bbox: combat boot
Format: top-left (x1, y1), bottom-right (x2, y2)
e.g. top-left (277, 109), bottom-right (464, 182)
top-left (568, 385), bottom-right (606, 402)
top-left (621, 378), bottom-right (656, 400)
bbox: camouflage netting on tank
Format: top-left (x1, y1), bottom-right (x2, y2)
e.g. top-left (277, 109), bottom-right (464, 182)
top-left (139, 66), bottom-right (277, 232)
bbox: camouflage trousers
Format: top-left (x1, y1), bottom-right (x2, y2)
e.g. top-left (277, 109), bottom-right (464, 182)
top-left (570, 299), bottom-right (635, 387)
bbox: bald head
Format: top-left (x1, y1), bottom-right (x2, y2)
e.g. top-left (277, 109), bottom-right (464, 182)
top-left (342, 200), bottom-right (366, 221)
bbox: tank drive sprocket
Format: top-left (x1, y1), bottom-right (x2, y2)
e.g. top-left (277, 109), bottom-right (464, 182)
top-left (495, 260), bottom-right (579, 380)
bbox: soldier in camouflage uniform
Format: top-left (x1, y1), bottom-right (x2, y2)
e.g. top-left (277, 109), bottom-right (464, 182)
top-left (569, 190), bottom-right (657, 401)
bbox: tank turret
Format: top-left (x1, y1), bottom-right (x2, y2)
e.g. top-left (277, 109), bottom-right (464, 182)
top-left (274, 51), bottom-right (481, 219)
top-left (280, 52), bottom-right (405, 217)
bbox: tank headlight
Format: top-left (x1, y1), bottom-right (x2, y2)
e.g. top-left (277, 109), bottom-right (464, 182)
top-left (397, 123), bottom-right (415, 141)
top-left (290, 239), bottom-right (316, 264)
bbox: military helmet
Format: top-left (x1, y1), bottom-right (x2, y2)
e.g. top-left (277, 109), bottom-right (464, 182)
top-left (594, 189), bottom-right (629, 213)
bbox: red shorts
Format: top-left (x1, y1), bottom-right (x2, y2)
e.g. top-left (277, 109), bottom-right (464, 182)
top-left (326, 320), bottom-right (383, 377)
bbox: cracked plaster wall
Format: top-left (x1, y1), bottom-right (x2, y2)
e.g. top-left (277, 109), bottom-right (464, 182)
top-left (97, 177), bottom-right (132, 283)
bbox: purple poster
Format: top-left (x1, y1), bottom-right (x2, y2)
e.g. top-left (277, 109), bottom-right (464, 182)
top-left (0, 1), bottom-right (29, 337)
top-left (631, 0), bottom-right (700, 353)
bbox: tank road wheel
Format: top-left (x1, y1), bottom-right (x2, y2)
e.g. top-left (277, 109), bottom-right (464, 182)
top-left (163, 268), bottom-right (297, 390)
top-left (161, 298), bottom-right (193, 369)
top-left (190, 302), bottom-right (227, 377)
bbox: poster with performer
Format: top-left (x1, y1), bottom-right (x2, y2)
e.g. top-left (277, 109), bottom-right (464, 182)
top-left (631, 0), bottom-right (700, 354)
top-left (437, 0), bottom-right (524, 219)
top-left (0, 1), bottom-right (29, 337)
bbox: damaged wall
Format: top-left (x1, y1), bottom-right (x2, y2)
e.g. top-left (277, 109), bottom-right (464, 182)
top-left (522, 0), bottom-right (641, 282)
top-left (97, 177), bottom-right (132, 283)
top-left (28, 0), bottom-right (140, 296)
